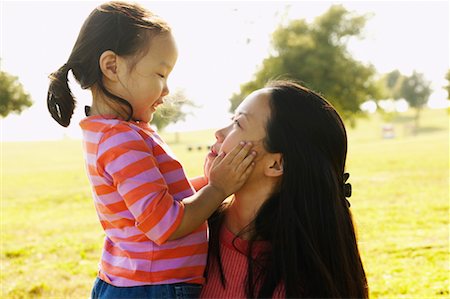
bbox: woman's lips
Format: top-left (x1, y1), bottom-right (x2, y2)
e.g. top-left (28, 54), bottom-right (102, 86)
top-left (208, 146), bottom-right (219, 159)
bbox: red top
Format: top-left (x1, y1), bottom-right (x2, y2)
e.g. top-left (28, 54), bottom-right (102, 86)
top-left (200, 225), bottom-right (284, 298)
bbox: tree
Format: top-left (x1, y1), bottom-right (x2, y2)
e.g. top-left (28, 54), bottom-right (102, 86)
top-left (400, 71), bottom-right (432, 129)
top-left (230, 5), bottom-right (380, 125)
top-left (379, 70), bottom-right (404, 100)
top-left (0, 70), bottom-right (32, 117)
top-left (151, 89), bottom-right (195, 131)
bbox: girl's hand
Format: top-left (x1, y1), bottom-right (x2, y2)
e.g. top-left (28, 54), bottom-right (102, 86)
top-left (207, 142), bottom-right (256, 198)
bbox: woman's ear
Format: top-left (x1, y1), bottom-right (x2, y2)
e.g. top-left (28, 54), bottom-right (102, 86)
top-left (265, 153), bottom-right (283, 177)
top-left (99, 50), bottom-right (119, 82)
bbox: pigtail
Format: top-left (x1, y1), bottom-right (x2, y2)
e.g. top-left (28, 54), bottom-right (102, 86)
top-left (47, 64), bottom-right (75, 127)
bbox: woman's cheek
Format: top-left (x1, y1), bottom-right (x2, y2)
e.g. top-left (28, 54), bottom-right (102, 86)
top-left (221, 137), bottom-right (237, 155)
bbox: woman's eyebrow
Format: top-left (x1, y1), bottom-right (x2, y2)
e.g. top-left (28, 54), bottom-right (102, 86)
top-left (236, 111), bottom-right (251, 119)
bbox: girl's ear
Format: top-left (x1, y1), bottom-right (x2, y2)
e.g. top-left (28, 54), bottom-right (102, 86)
top-left (265, 153), bottom-right (283, 177)
top-left (99, 50), bottom-right (119, 82)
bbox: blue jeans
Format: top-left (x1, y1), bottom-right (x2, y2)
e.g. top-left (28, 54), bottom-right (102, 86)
top-left (91, 277), bottom-right (202, 299)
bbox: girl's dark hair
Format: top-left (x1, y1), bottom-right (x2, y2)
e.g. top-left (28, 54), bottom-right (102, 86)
top-left (47, 1), bottom-right (170, 127)
top-left (207, 80), bottom-right (368, 298)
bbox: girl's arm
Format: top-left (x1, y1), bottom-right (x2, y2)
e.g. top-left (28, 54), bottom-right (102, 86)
top-left (189, 176), bottom-right (208, 191)
top-left (98, 125), bottom-right (254, 245)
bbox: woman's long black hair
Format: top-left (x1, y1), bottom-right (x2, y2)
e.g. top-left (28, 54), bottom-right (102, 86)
top-left (207, 80), bottom-right (368, 298)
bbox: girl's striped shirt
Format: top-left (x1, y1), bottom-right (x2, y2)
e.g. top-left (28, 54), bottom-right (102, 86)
top-left (79, 115), bottom-right (208, 287)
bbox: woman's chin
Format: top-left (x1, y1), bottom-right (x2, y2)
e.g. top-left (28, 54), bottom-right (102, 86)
top-left (207, 151), bottom-right (218, 160)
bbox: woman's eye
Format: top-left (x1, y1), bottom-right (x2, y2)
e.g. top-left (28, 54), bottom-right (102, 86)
top-left (233, 119), bottom-right (241, 128)
top-left (158, 73), bottom-right (165, 78)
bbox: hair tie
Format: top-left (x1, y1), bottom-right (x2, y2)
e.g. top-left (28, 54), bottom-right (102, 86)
top-left (85, 105), bottom-right (91, 116)
top-left (343, 172), bottom-right (352, 207)
top-left (62, 63), bottom-right (71, 72)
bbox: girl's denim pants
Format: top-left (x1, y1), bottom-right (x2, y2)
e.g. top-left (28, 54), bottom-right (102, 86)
top-left (91, 277), bottom-right (202, 299)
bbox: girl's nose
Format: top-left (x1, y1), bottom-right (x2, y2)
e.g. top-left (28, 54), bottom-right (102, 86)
top-left (161, 84), bottom-right (169, 97)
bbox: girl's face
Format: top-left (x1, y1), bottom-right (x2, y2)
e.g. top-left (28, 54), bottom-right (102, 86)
top-left (118, 32), bottom-right (178, 123)
top-left (211, 88), bottom-right (272, 161)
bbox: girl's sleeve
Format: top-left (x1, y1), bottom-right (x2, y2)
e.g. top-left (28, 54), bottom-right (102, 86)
top-left (96, 124), bottom-right (184, 245)
top-left (189, 176), bottom-right (208, 191)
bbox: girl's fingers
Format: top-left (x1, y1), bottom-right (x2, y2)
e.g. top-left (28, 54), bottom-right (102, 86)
top-left (229, 142), bottom-right (252, 165)
top-left (241, 161), bottom-right (255, 180)
top-left (220, 141), bottom-right (246, 164)
top-left (211, 141), bottom-right (255, 176)
top-left (236, 150), bottom-right (256, 173)
top-left (211, 151), bottom-right (225, 168)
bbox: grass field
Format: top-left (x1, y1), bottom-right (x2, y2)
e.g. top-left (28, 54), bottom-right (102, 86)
top-left (2, 108), bottom-right (449, 298)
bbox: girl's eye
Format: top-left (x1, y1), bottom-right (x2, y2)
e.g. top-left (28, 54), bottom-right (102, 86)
top-left (158, 73), bottom-right (165, 78)
top-left (233, 119), bottom-right (241, 128)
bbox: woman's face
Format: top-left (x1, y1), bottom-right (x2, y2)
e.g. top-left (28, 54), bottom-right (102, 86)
top-left (210, 88), bottom-right (272, 161)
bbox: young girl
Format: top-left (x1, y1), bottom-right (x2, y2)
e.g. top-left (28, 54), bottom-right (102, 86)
top-left (201, 80), bottom-right (368, 298)
top-left (46, 2), bottom-right (255, 298)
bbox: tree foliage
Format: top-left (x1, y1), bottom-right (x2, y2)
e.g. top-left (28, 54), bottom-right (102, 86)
top-left (230, 5), bottom-right (380, 124)
top-left (151, 89), bottom-right (195, 131)
top-left (400, 71), bottom-right (431, 109)
top-left (378, 70), bottom-right (404, 100)
top-left (0, 70), bottom-right (32, 117)
top-left (400, 71), bottom-right (432, 128)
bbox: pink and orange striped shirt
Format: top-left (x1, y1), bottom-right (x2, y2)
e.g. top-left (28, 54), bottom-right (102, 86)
top-left (79, 115), bottom-right (207, 287)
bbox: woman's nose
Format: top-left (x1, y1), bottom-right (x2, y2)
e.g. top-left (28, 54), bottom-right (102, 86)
top-left (214, 127), bottom-right (226, 142)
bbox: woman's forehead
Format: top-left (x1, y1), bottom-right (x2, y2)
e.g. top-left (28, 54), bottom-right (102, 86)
top-left (236, 90), bottom-right (271, 126)
top-left (238, 89), bottom-right (271, 113)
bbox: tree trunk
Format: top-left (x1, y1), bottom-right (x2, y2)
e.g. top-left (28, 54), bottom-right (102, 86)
top-left (414, 107), bottom-right (421, 134)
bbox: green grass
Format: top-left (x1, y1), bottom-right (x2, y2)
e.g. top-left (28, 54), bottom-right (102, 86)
top-left (2, 109), bottom-right (448, 298)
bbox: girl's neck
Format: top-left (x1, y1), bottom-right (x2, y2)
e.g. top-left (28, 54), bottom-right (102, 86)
top-left (89, 85), bottom-right (126, 119)
top-left (224, 178), bottom-right (276, 240)
top-left (89, 102), bottom-right (119, 117)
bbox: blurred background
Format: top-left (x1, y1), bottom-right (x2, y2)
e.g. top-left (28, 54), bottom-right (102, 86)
top-left (1, 1), bottom-right (449, 298)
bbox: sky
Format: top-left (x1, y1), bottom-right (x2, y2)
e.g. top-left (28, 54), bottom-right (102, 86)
top-left (1, 0), bottom-right (449, 141)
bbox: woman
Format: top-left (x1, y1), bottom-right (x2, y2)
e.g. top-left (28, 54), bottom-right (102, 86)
top-left (200, 80), bottom-right (368, 298)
